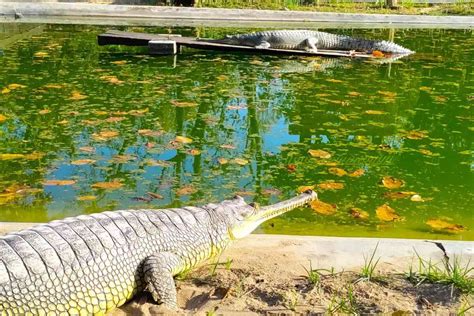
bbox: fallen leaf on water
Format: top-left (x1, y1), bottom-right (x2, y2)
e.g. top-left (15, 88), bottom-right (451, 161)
top-left (111, 60), bottom-right (127, 65)
top-left (348, 91), bottom-right (361, 97)
top-left (384, 191), bottom-right (417, 199)
top-left (71, 159), bottom-right (96, 165)
top-left (349, 208), bottom-right (369, 219)
top-left (349, 169), bottom-right (365, 177)
top-left (0, 154), bottom-right (25, 160)
top-left (410, 194), bottom-right (424, 202)
top-left (308, 149), bottom-right (331, 159)
top-left (138, 129), bottom-right (162, 137)
top-left (406, 130), bottom-right (427, 140)
top-left (44, 84), bottom-right (64, 89)
top-left (376, 204), bottom-right (402, 221)
top-left (79, 146), bottom-right (95, 153)
top-left (233, 158), bottom-right (249, 166)
top-left (217, 75), bottom-right (228, 81)
top-left (105, 116), bottom-right (125, 123)
top-left (147, 192), bottom-right (163, 199)
top-left (39, 109), bottom-right (51, 115)
top-left (92, 181), bottom-right (123, 189)
top-left (2, 88), bottom-right (11, 94)
top-left (328, 167), bottom-right (347, 177)
top-left (129, 108), bottom-right (149, 116)
top-left (318, 182), bottom-right (344, 190)
top-left (382, 176), bottom-right (405, 189)
top-left (220, 144), bottom-right (236, 150)
top-left (176, 185), bottom-right (196, 195)
top-left (57, 120), bottom-right (68, 125)
top-left (426, 218), bottom-right (465, 233)
top-left (93, 130), bottom-right (119, 141)
top-left (69, 91), bottom-right (88, 101)
top-left (100, 75), bottom-right (124, 84)
top-left (365, 110), bottom-right (387, 115)
top-left (0, 114), bottom-right (7, 123)
top-left (377, 91), bottom-right (397, 98)
top-left (76, 195), bottom-right (97, 201)
top-left (111, 155), bottom-right (135, 163)
top-left (217, 157), bottom-right (228, 165)
top-left (187, 149), bottom-right (201, 156)
top-left (43, 179), bottom-right (76, 186)
top-left (34, 51), bottom-right (49, 58)
top-left (326, 79), bottom-right (343, 83)
top-left (0, 193), bottom-right (16, 205)
top-left (310, 200), bottom-right (337, 215)
top-left (171, 100), bottom-right (197, 108)
top-left (419, 149), bottom-right (434, 156)
top-left (372, 50), bottom-right (384, 58)
top-left (286, 164), bottom-right (297, 172)
top-left (175, 136), bottom-right (193, 144)
top-left (8, 84), bottom-right (26, 90)
top-left (419, 86), bottom-right (432, 92)
top-left (297, 185), bottom-right (315, 193)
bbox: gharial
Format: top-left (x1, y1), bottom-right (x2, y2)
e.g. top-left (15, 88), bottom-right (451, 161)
top-left (206, 29), bottom-right (413, 54)
top-left (0, 190), bottom-right (317, 315)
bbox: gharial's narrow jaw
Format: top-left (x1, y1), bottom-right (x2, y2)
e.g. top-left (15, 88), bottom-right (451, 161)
top-left (230, 190), bottom-right (318, 239)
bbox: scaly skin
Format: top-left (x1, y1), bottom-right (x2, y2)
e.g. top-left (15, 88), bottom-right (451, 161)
top-left (210, 30), bottom-right (413, 54)
top-left (0, 190), bottom-right (317, 315)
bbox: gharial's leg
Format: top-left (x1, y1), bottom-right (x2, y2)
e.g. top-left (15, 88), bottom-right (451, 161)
top-left (304, 37), bottom-right (318, 53)
top-left (255, 41), bottom-right (271, 49)
top-left (143, 252), bottom-right (183, 310)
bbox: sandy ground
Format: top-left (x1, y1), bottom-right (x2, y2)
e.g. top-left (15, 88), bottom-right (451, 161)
top-left (1, 222), bottom-right (473, 315)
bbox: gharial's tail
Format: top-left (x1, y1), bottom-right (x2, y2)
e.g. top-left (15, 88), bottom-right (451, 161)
top-left (320, 33), bottom-right (414, 55)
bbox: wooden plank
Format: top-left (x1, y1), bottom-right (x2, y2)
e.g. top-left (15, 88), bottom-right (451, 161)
top-left (98, 30), bottom-right (375, 59)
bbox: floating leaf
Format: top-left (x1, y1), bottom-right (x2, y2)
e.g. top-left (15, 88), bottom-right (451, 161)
top-left (100, 75), bottom-right (124, 84)
top-left (233, 158), bottom-right (249, 166)
top-left (406, 130), bottom-right (427, 140)
top-left (217, 157), bottom-right (228, 165)
top-left (382, 176), bottom-right (405, 189)
top-left (0, 193), bottom-right (16, 205)
top-left (1, 88), bottom-right (11, 94)
top-left (147, 192), bottom-right (163, 199)
top-left (419, 149), bottom-right (434, 156)
top-left (384, 191), bottom-right (417, 199)
top-left (187, 149), bottom-right (201, 156)
top-left (105, 116), bottom-right (125, 123)
top-left (71, 159), bottom-right (96, 165)
top-left (349, 208), bottom-right (369, 219)
top-left (376, 204), bottom-right (402, 222)
top-left (69, 91), bottom-right (87, 101)
top-left (348, 91), bottom-right (361, 97)
top-left (310, 200), bottom-right (337, 215)
top-left (372, 50), bottom-right (384, 58)
top-left (349, 169), bottom-right (365, 177)
top-left (34, 51), bottom-right (49, 58)
top-left (92, 181), bottom-right (123, 189)
top-left (138, 129), bottom-right (162, 137)
top-left (175, 136), bottom-right (193, 144)
top-left (43, 179), bottom-right (76, 186)
top-left (426, 218), bottom-right (465, 233)
top-left (176, 185), bottom-right (196, 195)
top-left (365, 110), bottom-right (387, 115)
top-left (0, 154), bottom-right (25, 160)
top-left (377, 91), bottom-right (397, 98)
top-left (297, 185), bottom-right (315, 193)
top-left (326, 79), bottom-right (343, 83)
top-left (0, 114), bottom-right (6, 123)
top-left (308, 149), bottom-right (331, 159)
top-left (328, 167), bottom-right (347, 177)
top-left (93, 130), bottom-right (119, 141)
top-left (171, 100), bottom-right (197, 108)
top-left (44, 84), bottom-right (64, 89)
top-left (38, 109), bottom-right (51, 115)
top-left (318, 182), bottom-right (344, 190)
top-left (220, 144), bottom-right (236, 150)
top-left (79, 146), bottom-right (95, 153)
top-left (111, 60), bottom-right (127, 65)
top-left (128, 108), bottom-right (149, 116)
top-left (76, 195), bottom-right (97, 201)
top-left (8, 84), bottom-right (26, 90)
top-left (286, 164), bottom-right (297, 172)
top-left (410, 194), bottom-right (424, 202)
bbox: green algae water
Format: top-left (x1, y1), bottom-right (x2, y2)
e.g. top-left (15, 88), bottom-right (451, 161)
top-left (0, 25), bottom-right (472, 240)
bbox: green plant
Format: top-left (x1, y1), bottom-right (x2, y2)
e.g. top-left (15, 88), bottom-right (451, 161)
top-left (224, 258), bottom-right (233, 270)
top-left (283, 289), bottom-right (299, 311)
top-left (303, 261), bottom-right (321, 287)
top-left (457, 295), bottom-right (474, 315)
top-left (360, 243), bottom-right (381, 281)
top-left (407, 251), bottom-right (473, 294)
top-left (326, 285), bottom-right (358, 314)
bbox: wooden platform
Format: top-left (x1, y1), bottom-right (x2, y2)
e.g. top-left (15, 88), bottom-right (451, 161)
top-left (98, 30), bottom-right (376, 59)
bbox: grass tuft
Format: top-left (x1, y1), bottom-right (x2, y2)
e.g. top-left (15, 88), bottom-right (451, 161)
top-left (360, 242), bottom-right (381, 282)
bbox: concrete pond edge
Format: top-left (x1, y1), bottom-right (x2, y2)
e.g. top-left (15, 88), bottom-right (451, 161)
top-left (0, 2), bottom-right (473, 28)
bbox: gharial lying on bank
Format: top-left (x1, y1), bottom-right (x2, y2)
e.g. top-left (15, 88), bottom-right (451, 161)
top-left (0, 190), bottom-right (317, 315)
top-left (205, 30), bottom-right (413, 54)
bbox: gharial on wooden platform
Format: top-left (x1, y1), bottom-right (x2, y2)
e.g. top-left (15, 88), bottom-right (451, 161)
top-left (98, 30), bottom-right (394, 59)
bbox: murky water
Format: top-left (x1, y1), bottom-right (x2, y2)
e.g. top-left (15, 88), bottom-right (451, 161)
top-left (0, 24), bottom-right (472, 240)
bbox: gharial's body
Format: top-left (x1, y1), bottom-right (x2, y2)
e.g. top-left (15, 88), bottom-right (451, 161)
top-left (0, 191), bottom-right (317, 315)
top-left (208, 30), bottom-right (413, 54)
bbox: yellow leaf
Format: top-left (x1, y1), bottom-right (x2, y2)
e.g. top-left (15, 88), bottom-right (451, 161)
top-left (308, 149), bottom-right (331, 159)
top-left (105, 116), bottom-right (125, 123)
top-left (220, 144), bottom-right (236, 150)
top-left (92, 181), bottom-right (123, 189)
top-left (406, 130), bottom-right (427, 140)
top-left (384, 191), bottom-right (417, 199)
top-left (175, 136), bottom-right (193, 144)
top-left (348, 169), bottom-right (365, 177)
top-left (24, 152), bottom-right (45, 160)
top-left (111, 60), bottom-right (127, 65)
top-left (57, 120), bottom-right (69, 125)
top-left (34, 51), bottom-right (49, 58)
top-left (76, 195), bottom-right (97, 201)
top-left (348, 91), bottom-right (361, 97)
top-left (0, 114), bottom-right (7, 123)
top-left (377, 91), bottom-right (397, 98)
top-left (426, 218), bottom-right (465, 233)
top-left (318, 182), bottom-right (344, 190)
top-left (138, 129), bottom-right (162, 137)
top-left (43, 179), bottom-right (76, 186)
top-left (349, 208), bottom-right (369, 219)
top-left (419, 149), bottom-right (434, 156)
top-left (79, 146), bottom-right (95, 153)
top-left (217, 75), bottom-right (229, 81)
top-left (128, 108), bottom-right (149, 116)
top-left (176, 185), bottom-right (196, 195)
top-left (187, 149), bottom-right (201, 156)
top-left (217, 157), bottom-right (228, 165)
top-left (171, 100), bottom-right (197, 108)
top-left (0, 193), bottom-right (17, 205)
top-left (376, 204), bottom-right (402, 221)
top-left (69, 91), bottom-right (88, 101)
top-left (310, 200), bottom-right (337, 215)
top-left (71, 159), bottom-right (96, 165)
top-left (328, 167), bottom-right (347, 177)
top-left (2, 88), bottom-right (11, 94)
top-left (410, 194), bottom-right (424, 202)
top-left (39, 109), bottom-right (51, 115)
top-left (8, 84), bottom-right (26, 90)
top-left (326, 79), bottom-right (343, 83)
top-left (0, 154), bottom-right (25, 160)
top-left (382, 176), bottom-right (405, 189)
top-left (297, 185), bottom-right (315, 193)
top-left (44, 84), bottom-right (64, 89)
top-left (233, 158), bottom-right (249, 166)
top-left (365, 110), bottom-right (387, 115)
top-left (100, 75), bottom-right (124, 84)
top-left (92, 130), bottom-right (119, 141)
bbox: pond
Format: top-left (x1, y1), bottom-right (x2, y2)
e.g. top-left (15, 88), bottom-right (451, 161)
top-left (0, 24), bottom-right (472, 240)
